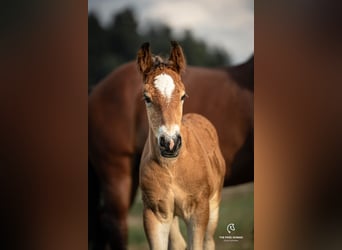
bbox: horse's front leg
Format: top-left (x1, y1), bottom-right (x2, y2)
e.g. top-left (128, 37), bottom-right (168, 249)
top-left (168, 216), bottom-right (186, 250)
top-left (143, 206), bottom-right (173, 250)
top-left (204, 202), bottom-right (220, 250)
top-left (186, 202), bottom-right (210, 250)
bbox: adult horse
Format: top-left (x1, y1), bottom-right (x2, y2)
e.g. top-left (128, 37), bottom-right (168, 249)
top-left (88, 49), bottom-right (253, 249)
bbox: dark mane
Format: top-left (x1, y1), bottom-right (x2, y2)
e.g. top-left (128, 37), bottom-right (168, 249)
top-left (151, 53), bottom-right (183, 73)
top-left (151, 55), bottom-right (172, 70)
top-left (226, 55), bottom-right (254, 92)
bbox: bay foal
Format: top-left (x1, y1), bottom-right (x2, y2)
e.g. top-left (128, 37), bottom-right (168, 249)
top-left (138, 42), bottom-right (226, 250)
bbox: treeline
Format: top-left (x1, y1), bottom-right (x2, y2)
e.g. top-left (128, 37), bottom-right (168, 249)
top-left (89, 8), bottom-right (231, 87)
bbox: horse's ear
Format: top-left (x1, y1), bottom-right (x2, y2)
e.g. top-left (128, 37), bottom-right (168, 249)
top-left (137, 42), bottom-right (153, 76)
top-left (168, 41), bottom-right (186, 74)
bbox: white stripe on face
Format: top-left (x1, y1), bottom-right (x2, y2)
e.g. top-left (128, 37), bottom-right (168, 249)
top-left (157, 125), bottom-right (180, 139)
top-left (154, 74), bottom-right (175, 102)
top-left (158, 125), bottom-right (179, 137)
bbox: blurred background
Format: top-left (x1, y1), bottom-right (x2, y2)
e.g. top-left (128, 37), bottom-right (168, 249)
top-left (88, 0), bottom-right (254, 88)
top-left (2, 1), bottom-right (341, 250)
top-left (88, 1), bottom-right (254, 249)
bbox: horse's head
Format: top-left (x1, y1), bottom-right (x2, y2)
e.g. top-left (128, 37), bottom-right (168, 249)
top-left (137, 41), bottom-right (187, 158)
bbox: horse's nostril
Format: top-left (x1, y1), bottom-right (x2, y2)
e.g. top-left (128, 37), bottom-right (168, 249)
top-left (159, 135), bottom-right (181, 154)
top-left (176, 135), bottom-right (182, 148)
top-left (159, 135), bottom-right (166, 147)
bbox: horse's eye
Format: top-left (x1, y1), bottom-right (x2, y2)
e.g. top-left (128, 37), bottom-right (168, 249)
top-left (181, 94), bottom-right (188, 101)
top-left (143, 95), bottom-right (152, 104)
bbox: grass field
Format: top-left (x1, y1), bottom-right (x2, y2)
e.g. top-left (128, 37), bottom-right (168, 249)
top-left (128, 182), bottom-right (254, 250)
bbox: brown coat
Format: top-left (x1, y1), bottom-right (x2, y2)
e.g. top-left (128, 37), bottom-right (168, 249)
top-left (138, 42), bottom-right (226, 250)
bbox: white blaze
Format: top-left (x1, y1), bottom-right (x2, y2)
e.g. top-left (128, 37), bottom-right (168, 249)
top-left (158, 125), bottom-right (180, 139)
top-left (154, 74), bottom-right (175, 101)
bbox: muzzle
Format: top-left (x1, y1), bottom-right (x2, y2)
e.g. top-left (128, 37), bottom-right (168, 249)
top-left (158, 134), bottom-right (182, 158)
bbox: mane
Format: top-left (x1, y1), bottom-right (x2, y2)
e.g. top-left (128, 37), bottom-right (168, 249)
top-left (151, 55), bottom-right (174, 72)
top-left (226, 55), bottom-right (254, 92)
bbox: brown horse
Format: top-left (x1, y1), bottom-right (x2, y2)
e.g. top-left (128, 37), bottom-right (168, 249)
top-left (88, 48), bottom-right (253, 249)
top-left (138, 41), bottom-right (226, 250)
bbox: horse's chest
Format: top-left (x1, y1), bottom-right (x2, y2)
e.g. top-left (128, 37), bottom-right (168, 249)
top-left (171, 182), bottom-right (208, 220)
top-left (141, 159), bottom-right (211, 220)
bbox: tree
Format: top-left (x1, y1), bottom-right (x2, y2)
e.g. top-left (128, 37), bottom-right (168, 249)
top-left (107, 8), bottom-right (141, 60)
top-left (88, 8), bottom-right (232, 88)
top-left (142, 24), bottom-right (173, 55)
top-left (88, 13), bottom-right (108, 85)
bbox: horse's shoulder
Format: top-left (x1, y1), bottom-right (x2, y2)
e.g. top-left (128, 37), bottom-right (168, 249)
top-left (182, 113), bottom-right (225, 181)
top-left (182, 113), bottom-right (219, 147)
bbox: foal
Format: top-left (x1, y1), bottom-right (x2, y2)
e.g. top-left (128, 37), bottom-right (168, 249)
top-left (138, 41), bottom-right (226, 250)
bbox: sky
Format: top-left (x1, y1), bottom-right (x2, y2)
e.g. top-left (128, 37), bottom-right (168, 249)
top-left (88, 0), bottom-right (254, 64)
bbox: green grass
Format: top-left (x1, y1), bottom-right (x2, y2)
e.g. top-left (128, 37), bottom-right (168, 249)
top-left (128, 183), bottom-right (254, 250)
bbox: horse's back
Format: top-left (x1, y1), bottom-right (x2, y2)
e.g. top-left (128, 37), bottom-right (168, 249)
top-left (88, 62), bottom-right (143, 161)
